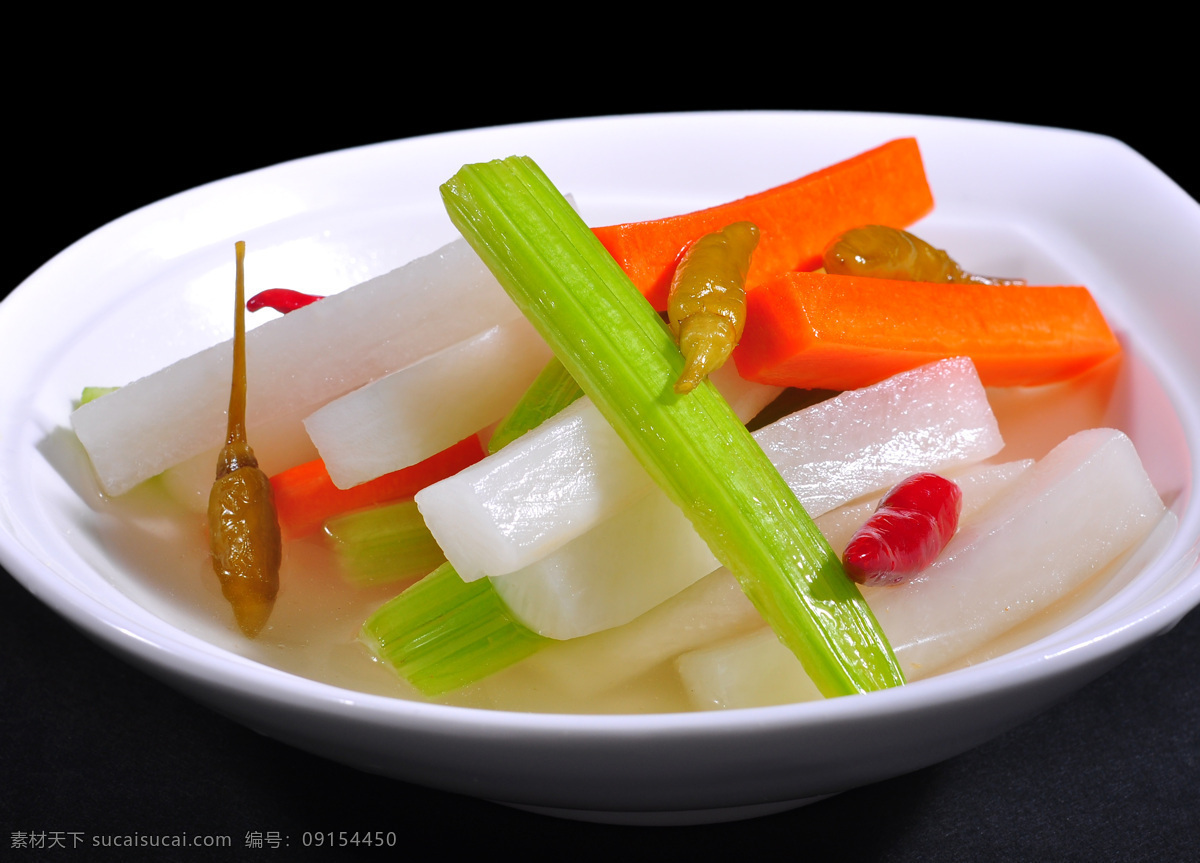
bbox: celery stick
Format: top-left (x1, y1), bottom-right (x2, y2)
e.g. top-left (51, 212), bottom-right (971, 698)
top-left (361, 563), bottom-right (548, 695)
top-left (441, 157), bottom-right (903, 696)
top-left (487, 357), bottom-right (583, 453)
top-left (324, 500), bottom-right (445, 586)
top-left (79, 385), bottom-right (119, 406)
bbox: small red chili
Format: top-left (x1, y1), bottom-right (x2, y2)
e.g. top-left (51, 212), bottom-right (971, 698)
top-left (842, 472), bottom-right (962, 586)
top-left (246, 288), bottom-right (324, 314)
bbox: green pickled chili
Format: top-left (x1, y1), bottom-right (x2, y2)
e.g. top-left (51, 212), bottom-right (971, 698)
top-left (823, 225), bottom-right (1025, 286)
top-left (668, 221), bottom-right (758, 394)
top-left (440, 157), bottom-right (904, 697)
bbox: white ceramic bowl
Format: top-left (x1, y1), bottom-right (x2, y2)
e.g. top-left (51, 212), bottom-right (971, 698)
top-left (2, 112), bottom-right (1199, 825)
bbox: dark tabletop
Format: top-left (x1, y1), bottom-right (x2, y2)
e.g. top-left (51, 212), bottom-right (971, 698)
top-left (4, 30), bottom-right (1197, 862)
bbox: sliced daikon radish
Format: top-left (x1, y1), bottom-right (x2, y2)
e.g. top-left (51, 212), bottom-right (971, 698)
top-left (946, 460), bottom-right (1037, 520)
top-left (415, 363), bottom-right (781, 580)
top-left (521, 566), bottom-right (765, 698)
top-left (415, 398), bottom-right (651, 582)
top-left (676, 430), bottom-right (1165, 708)
top-left (489, 492), bottom-right (715, 638)
top-left (72, 238), bottom-right (520, 496)
top-left (489, 358), bottom-right (1004, 638)
top-left (866, 428), bottom-right (1165, 678)
top-left (678, 629), bottom-right (825, 710)
top-left (305, 317), bottom-right (552, 489)
top-left (757, 356), bottom-right (1003, 517)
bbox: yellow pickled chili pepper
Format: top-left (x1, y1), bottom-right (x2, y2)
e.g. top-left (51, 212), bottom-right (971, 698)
top-left (208, 241), bottom-right (282, 638)
top-left (823, 225), bottom-right (1025, 286)
top-left (668, 221), bottom-right (759, 394)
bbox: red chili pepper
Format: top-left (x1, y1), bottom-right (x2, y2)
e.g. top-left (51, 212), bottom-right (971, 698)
top-left (246, 288), bottom-right (324, 314)
top-left (842, 472), bottom-right (962, 586)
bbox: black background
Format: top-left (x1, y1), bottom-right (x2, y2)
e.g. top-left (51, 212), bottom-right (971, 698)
top-left (4, 26), bottom-right (1198, 861)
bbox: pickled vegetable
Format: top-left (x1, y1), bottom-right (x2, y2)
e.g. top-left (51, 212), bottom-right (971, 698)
top-left (842, 473), bottom-right (962, 586)
top-left (823, 225), bottom-right (1024, 285)
top-left (361, 562), bottom-right (548, 695)
top-left (207, 242), bottom-right (282, 638)
top-left (735, 271), bottom-right (1121, 390)
top-left (246, 288), bottom-right (323, 313)
top-left (668, 222), bottom-right (758, 393)
top-left (304, 317), bottom-right (550, 488)
top-left (270, 437), bottom-right (485, 540)
top-left (324, 500), bottom-right (445, 587)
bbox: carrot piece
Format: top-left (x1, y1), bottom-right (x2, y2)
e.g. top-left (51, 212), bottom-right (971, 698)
top-left (591, 138), bottom-right (934, 310)
top-left (270, 435), bottom-right (486, 540)
top-left (733, 271), bottom-right (1122, 390)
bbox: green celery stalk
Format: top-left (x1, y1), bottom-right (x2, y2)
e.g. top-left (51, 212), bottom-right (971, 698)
top-left (79, 386), bottom-right (119, 406)
top-left (324, 500), bottom-right (445, 587)
top-left (440, 156), bottom-right (904, 696)
top-left (361, 563), bottom-right (548, 695)
top-left (487, 357), bottom-right (583, 453)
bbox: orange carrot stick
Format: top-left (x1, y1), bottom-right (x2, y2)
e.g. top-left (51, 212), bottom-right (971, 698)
top-left (270, 435), bottom-right (486, 540)
top-left (733, 271), bottom-right (1121, 390)
top-left (592, 138), bottom-right (934, 310)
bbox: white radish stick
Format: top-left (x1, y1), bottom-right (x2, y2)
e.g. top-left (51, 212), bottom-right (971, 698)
top-left (305, 317), bottom-right (552, 489)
